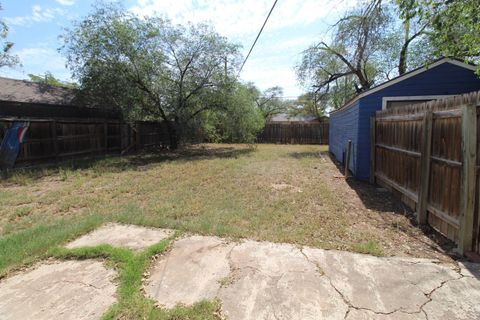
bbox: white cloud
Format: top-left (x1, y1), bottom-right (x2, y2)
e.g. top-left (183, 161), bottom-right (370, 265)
top-left (130, 0), bottom-right (357, 40)
top-left (55, 0), bottom-right (75, 5)
top-left (0, 47), bottom-right (71, 82)
top-left (242, 55), bottom-right (302, 97)
top-left (5, 5), bottom-right (66, 26)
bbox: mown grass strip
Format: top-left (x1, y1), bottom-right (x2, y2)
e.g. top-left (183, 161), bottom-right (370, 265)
top-left (0, 214), bottom-right (104, 278)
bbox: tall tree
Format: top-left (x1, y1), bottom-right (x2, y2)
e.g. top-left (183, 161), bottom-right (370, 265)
top-left (0, 3), bottom-right (19, 68)
top-left (61, 3), bottom-right (241, 149)
top-left (296, 1), bottom-right (392, 109)
top-left (398, 0), bottom-right (480, 66)
top-left (296, 1), bottom-right (437, 110)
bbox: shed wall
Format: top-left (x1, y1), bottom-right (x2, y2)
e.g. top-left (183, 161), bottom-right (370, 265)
top-left (353, 62), bottom-right (480, 180)
top-left (329, 100), bottom-right (360, 175)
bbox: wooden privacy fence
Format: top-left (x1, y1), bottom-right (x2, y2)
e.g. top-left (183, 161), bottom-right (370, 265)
top-left (257, 122), bottom-right (329, 144)
top-left (0, 118), bottom-right (171, 166)
top-left (371, 91), bottom-right (480, 256)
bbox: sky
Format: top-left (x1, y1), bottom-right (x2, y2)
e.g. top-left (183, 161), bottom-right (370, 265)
top-left (0, 0), bottom-right (357, 98)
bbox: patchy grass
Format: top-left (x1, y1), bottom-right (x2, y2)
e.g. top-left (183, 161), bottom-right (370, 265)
top-left (354, 240), bottom-right (384, 256)
top-left (1, 144), bottom-right (346, 248)
top-left (0, 214), bottom-right (104, 278)
top-left (0, 144), bottom-right (452, 280)
top-left (48, 234), bottom-right (222, 319)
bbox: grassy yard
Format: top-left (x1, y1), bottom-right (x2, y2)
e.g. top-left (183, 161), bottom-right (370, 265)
top-left (0, 143), bottom-right (455, 319)
top-left (1, 144), bottom-right (452, 278)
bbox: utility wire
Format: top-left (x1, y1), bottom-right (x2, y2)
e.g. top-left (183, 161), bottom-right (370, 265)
top-left (237, 0), bottom-right (279, 76)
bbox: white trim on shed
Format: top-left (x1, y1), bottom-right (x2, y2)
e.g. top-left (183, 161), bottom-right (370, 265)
top-left (381, 95), bottom-right (457, 110)
top-left (330, 58), bottom-right (476, 115)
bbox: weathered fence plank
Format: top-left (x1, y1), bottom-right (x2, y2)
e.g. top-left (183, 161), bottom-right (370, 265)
top-left (459, 103), bottom-right (477, 253)
top-left (373, 91), bottom-right (480, 256)
top-left (417, 111), bottom-right (433, 225)
top-left (257, 122), bottom-right (329, 144)
top-left (0, 118), bottom-right (171, 167)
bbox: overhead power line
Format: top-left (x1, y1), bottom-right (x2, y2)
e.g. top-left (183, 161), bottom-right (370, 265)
top-left (237, 0), bottom-right (279, 76)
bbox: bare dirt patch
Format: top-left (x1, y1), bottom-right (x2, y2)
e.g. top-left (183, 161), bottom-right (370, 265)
top-left (271, 182), bottom-right (303, 193)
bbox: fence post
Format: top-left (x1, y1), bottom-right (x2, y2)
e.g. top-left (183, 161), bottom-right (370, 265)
top-left (370, 117), bottom-right (376, 184)
top-left (135, 121), bottom-right (142, 150)
top-left (458, 103), bottom-right (477, 254)
top-left (103, 121), bottom-right (108, 153)
top-left (417, 110), bottom-right (433, 225)
top-left (51, 120), bottom-right (59, 161)
top-left (345, 139), bottom-right (352, 178)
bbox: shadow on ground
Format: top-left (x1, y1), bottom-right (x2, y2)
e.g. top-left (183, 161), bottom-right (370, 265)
top-left (287, 151), bottom-right (324, 159)
top-left (1, 144), bottom-right (255, 182)
top-left (324, 151), bottom-right (460, 262)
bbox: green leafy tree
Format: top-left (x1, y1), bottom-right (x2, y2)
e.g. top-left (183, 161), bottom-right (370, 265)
top-left (61, 3), bottom-right (241, 149)
top-left (397, 0), bottom-right (480, 67)
top-left (203, 81), bottom-right (264, 143)
top-left (28, 72), bottom-right (78, 88)
top-left (296, 1), bottom-right (435, 110)
top-left (296, 1), bottom-right (391, 109)
top-left (0, 3), bottom-right (19, 68)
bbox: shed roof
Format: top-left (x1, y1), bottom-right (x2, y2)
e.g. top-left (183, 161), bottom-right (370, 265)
top-left (0, 77), bottom-right (78, 106)
top-left (330, 58), bottom-right (477, 115)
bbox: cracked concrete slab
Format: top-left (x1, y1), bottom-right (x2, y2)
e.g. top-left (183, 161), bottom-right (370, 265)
top-left (144, 235), bottom-right (480, 320)
top-left (66, 223), bottom-right (174, 251)
top-left (144, 235), bottom-right (234, 308)
top-left (423, 276), bottom-right (480, 320)
top-left (0, 260), bottom-right (116, 320)
top-left (219, 241), bottom-right (348, 319)
top-left (302, 248), bottom-right (460, 314)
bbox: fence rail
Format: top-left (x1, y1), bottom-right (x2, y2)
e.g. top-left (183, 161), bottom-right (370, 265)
top-left (0, 118), bottom-right (171, 166)
top-left (372, 91), bottom-right (480, 257)
top-left (257, 122), bottom-right (329, 144)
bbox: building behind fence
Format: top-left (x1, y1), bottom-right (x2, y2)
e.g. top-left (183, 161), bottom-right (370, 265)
top-left (372, 91), bottom-right (480, 257)
top-left (0, 77), bottom-right (172, 166)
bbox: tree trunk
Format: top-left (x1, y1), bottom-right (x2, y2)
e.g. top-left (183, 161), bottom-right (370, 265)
top-left (398, 20), bottom-right (411, 76)
top-left (398, 44), bottom-right (408, 76)
top-left (165, 120), bottom-right (178, 150)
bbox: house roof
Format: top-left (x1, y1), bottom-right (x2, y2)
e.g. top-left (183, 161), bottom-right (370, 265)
top-left (269, 113), bottom-right (319, 122)
top-left (329, 58), bottom-right (477, 115)
top-left (0, 77), bottom-right (78, 106)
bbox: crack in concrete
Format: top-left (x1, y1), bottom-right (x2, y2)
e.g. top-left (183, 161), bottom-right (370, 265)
top-left (299, 248), bottom-right (469, 319)
top-left (50, 279), bottom-right (106, 290)
top-left (216, 243), bottom-right (239, 294)
top-left (148, 236), bottom-right (479, 319)
top-left (324, 273), bottom-right (406, 319)
top-left (299, 247), bottom-right (325, 275)
top-left (415, 273), bottom-right (466, 320)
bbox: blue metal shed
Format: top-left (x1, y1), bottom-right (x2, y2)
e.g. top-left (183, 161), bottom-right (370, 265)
top-left (329, 58), bottom-right (480, 180)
